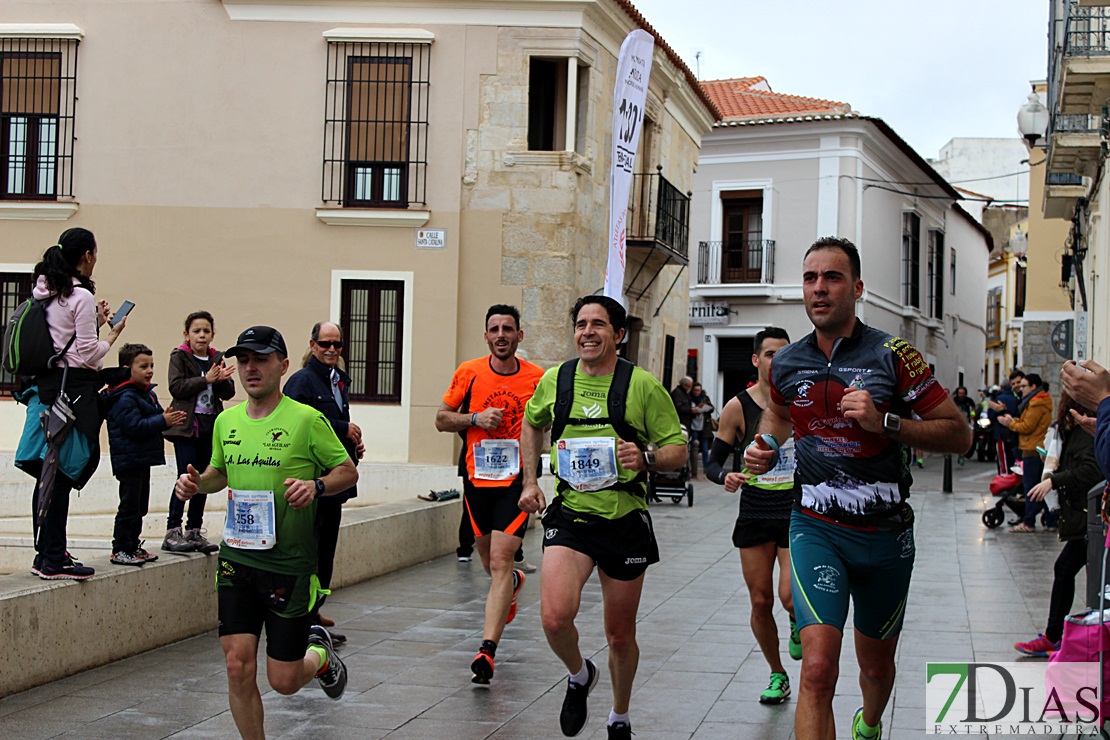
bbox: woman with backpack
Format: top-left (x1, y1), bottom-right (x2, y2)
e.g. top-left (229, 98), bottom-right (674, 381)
top-left (22, 228), bottom-right (127, 579)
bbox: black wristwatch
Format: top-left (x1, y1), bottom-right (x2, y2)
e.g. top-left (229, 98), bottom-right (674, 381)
top-left (882, 413), bottom-right (901, 436)
top-left (313, 478), bottom-right (326, 499)
top-left (643, 449), bottom-right (657, 469)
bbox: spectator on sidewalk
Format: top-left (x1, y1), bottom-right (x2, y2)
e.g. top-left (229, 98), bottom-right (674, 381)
top-left (1013, 390), bottom-right (1101, 656)
top-left (1061, 360), bottom-right (1110, 482)
top-left (988, 380), bottom-right (1019, 475)
top-left (999, 374), bottom-right (1055, 532)
top-left (690, 382), bottom-right (715, 470)
top-left (102, 344), bottom-right (187, 566)
top-left (284, 321), bottom-right (364, 642)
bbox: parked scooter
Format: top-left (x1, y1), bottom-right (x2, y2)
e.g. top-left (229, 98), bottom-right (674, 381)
top-left (973, 408), bottom-right (996, 463)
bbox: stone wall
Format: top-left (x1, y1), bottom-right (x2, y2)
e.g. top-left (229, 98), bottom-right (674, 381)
top-left (1021, 319), bottom-right (1067, 387)
top-left (463, 26), bottom-right (699, 373)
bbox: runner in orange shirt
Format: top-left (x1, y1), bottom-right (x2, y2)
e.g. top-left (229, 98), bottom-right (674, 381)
top-left (436, 305), bottom-right (544, 684)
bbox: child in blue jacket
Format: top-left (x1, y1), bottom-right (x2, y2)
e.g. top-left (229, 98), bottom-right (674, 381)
top-left (102, 343), bottom-right (186, 565)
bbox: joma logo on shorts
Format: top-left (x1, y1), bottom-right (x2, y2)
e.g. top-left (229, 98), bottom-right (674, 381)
top-left (624, 557), bottom-right (647, 564)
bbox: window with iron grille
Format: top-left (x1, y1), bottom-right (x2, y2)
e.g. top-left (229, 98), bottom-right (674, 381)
top-left (340, 279), bottom-right (404, 403)
top-left (1, 39), bottom-right (78, 200)
top-left (323, 42), bottom-right (429, 208)
top-left (927, 230), bottom-right (944, 319)
top-left (0, 271), bottom-right (33, 396)
top-left (901, 212), bottom-right (921, 309)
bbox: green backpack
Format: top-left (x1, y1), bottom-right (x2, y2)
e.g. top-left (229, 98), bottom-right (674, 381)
top-left (2, 295), bottom-right (74, 377)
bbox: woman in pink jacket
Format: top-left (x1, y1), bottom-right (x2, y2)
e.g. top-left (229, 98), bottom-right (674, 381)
top-left (28, 228), bottom-right (126, 579)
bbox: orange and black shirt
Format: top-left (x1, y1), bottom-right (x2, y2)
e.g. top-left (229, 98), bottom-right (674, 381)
top-left (442, 356), bottom-right (544, 488)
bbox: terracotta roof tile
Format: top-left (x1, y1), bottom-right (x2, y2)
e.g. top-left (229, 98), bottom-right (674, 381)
top-left (701, 77), bottom-right (852, 121)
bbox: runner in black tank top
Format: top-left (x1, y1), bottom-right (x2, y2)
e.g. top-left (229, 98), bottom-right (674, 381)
top-left (704, 328), bottom-right (799, 705)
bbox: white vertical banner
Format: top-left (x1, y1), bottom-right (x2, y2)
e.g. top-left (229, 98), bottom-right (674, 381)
top-left (603, 29), bottom-right (654, 302)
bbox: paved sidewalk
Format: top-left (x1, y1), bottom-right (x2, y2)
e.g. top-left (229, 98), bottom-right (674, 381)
top-left (0, 457), bottom-right (1071, 739)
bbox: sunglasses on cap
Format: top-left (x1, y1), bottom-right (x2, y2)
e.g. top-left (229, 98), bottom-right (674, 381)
top-left (315, 340), bottom-right (343, 350)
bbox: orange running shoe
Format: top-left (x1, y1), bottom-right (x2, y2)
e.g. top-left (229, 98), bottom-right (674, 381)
top-left (506, 569), bottom-right (525, 624)
top-left (471, 648), bottom-right (495, 684)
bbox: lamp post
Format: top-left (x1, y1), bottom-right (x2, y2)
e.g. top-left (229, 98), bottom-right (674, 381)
top-left (1017, 92), bottom-right (1049, 146)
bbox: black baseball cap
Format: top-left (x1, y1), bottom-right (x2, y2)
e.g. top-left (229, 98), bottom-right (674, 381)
top-left (226, 326), bottom-right (288, 357)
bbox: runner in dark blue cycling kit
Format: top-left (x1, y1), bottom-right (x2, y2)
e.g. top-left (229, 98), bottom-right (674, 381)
top-left (744, 237), bottom-right (970, 740)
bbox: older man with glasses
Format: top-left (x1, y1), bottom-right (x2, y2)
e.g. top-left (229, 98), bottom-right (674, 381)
top-left (283, 322), bottom-right (364, 640)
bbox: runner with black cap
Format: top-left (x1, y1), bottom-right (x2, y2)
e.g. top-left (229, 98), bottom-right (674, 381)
top-left (175, 325), bottom-right (358, 739)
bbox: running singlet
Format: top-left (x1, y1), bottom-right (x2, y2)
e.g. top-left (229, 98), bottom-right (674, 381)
top-left (442, 356), bottom-right (544, 488)
top-left (735, 390), bottom-right (794, 521)
top-left (525, 363), bottom-right (685, 520)
top-left (769, 321), bottom-right (947, 524)
top-left (210, 396), bottom-right (350, 575)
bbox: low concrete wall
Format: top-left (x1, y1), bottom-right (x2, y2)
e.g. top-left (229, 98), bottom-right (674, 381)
top-left (0, 498), bottom-right (463, 698)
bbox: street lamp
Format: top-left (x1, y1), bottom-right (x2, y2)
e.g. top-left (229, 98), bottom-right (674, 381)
top-left (1016, 92), bottom-right (1049, 145)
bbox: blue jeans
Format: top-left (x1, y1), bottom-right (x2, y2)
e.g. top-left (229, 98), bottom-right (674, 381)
top-left (167, 434), bottom-right (212, 530)
top-left (1022, 455), bottom-right (1046, 528)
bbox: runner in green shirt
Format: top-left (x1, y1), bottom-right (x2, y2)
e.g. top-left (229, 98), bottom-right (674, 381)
top-left (175, 326), bottom-right (357, 740)
top-left (519, 296), bottom-right (685, 740)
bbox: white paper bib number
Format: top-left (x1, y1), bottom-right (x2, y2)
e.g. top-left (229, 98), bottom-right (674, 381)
top-left (222, 489), bottom-right (277, 550)
top-left (757, 437), bottom-right (796, 486)
top-left (557, 437), bottom-right (618, 492)
top-left (473, 439), bottom-right (521, 481)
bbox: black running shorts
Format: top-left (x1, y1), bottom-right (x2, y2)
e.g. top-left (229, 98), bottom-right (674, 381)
top-left (216, 558), bottom-right (315, 662)
top-left (731, 517), bottom-right (790, 549)
top-left (463, 479), bottom-right (528, 538)
top-left (541, 497), bottom-right (659, 581)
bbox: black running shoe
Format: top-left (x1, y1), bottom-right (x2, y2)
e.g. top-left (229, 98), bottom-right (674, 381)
top-left (559, 658), bottom-right (598, 736)
top-left (607, 721), bottom-right (632, 740)
top-left (308, 625), bottom-right (347, 700)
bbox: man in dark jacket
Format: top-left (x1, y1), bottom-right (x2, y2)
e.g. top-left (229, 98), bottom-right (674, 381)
top-left (671, 376), bottom-right (694, 431)
top-left (283, 322), bottom-right (363, 640)
top-left (988, 382), bottom-right (1019, 475)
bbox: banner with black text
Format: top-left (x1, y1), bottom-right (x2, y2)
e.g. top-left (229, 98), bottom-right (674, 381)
top-left (603, 29), bottom-right (654, 302)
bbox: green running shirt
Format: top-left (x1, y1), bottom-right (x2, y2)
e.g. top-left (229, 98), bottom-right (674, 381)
top-left (525, 363), bottom-right (685, 520)
top-left (211, 395), bottom-right (351, 575)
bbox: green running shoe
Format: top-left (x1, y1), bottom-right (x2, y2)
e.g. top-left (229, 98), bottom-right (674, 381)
top-left (788, 616), bottom-right (802, 660)
top-left (759, 672), bottom-right (791, 705)
top-left (852, 707), bottom-right (882, 740)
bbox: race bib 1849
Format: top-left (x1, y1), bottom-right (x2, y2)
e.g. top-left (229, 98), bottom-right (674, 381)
top-left (222, 489), bottom-right (276, 550)
top-left (556, 437), bottom-right (618, 492)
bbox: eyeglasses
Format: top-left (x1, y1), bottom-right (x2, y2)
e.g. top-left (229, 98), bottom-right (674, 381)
top-left (315, 341), bottom-right (343, 350)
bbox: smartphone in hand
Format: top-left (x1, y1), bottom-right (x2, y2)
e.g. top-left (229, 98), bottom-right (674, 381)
top-left (110, 300), bottom-right (135, 327)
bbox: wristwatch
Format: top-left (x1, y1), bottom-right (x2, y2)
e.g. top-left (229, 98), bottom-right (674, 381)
top-left (643, 449), bottom-right (657, 469)
top-left (313, 478), bottom-right (326, 499)
top-left (882, 412), bottom-right (901, 436)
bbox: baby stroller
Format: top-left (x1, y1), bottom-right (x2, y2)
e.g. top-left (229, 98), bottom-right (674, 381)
top-left (982, 471), bottom-right (1026, 529)
top-left (647, 428), bottom-right (693, 507)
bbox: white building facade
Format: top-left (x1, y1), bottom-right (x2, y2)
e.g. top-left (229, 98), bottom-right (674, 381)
top-left (689, 96), bottom-right (990, 406)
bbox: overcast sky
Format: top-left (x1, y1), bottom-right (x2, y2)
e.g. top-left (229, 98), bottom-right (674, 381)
top-left (632, 0), bottom-right (1050, 159)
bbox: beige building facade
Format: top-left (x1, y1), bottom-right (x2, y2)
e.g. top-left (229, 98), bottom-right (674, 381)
top-left (1044, 2), bottom-right (1110, 367)
top-left (0, 1), bottom-right (715, 464)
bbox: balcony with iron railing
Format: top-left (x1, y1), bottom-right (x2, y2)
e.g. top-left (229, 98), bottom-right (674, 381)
top-left (626, 166), bottom-right (690, 262)
top-left (696, 239), bottom-right (776, 285)
top-left (1045, 169), bottom-right (1089, 218)
top-left (622, 167), bottom-right (692, 300)
top-left (1047, 4), bottom-right (1110, 169)
top-left (1047, 108), bottom-right (1104, 177)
